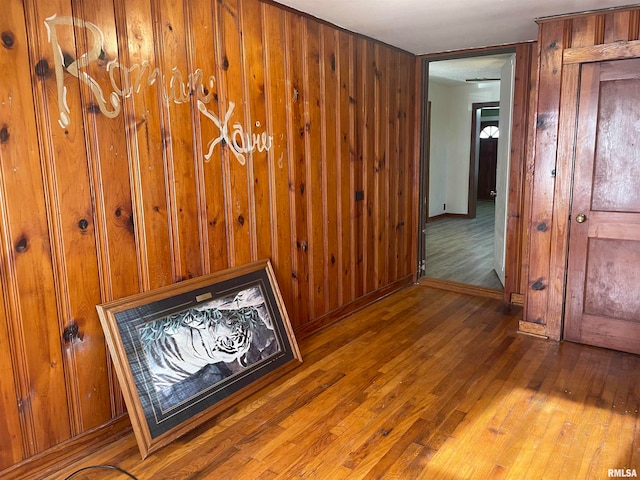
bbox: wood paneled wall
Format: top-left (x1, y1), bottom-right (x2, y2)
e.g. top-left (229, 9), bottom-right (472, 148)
top-left (523, 6), bottom-right (640, 339)
top-left (0, 0), bottom-right (416, 472)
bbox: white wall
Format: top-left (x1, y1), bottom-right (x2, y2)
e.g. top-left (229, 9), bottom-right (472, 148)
top-left (428, 79), bottom-right (500, 216)
top-left (427, 81), bottom-right (450, 217)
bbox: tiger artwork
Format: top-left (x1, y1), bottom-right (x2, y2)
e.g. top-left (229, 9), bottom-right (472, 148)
top-left (139, 287), bottom-right (278, 407)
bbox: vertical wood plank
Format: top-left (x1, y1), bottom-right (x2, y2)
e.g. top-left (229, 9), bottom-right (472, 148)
top-left (519, 43), bottom-right (539, 298)
top-left (154, 0), bottom-right (203, 281)
top-left (0, 10), bottom-right (29, 466)
top-left (0, 290), bottom-right (23, 468)
top-left (304, 19), bottom-right (325, 318)
top-left (354, 38), bottom-right (366, 299)
top-left (240, 0), bottom-right (272, 263)
top-left (3, 0), bottom-right (72, 453)
top-left (525, 20), bottom-right (566, 336)
top-left (363, 40), bottom-right (376, 294)
top-left (387, 51), bottom-right (400, 283)
top-left (504, 43), bottom-right (534, 302)
top-left (187, 0), bottom-right (229, 274)
top-left (113, 0), bottom-right (173, 289)
top-left (547, 63), bottom-right (580, 340)
top-left (285, 11), bottom-right (309, 327)
top-left (338, 31), bottom-right (355, 306)
top-left (215, 0), bottom-right (252, 268)
top-left (321, 25), bottom-right (340, 313)
top-left (604, 11), bottom-right (633, 43)
top-left (375, 45), bottom-right (389, 289)
top-left (397, 54), bottom-right (413, 278)
top-left (570, 16), bottom-right (600, 48)
top-left (262, 2), bottom-right (294, 313)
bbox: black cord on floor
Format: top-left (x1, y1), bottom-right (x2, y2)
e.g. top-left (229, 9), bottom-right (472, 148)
top-left (63, 464), bottom-right (139, 480)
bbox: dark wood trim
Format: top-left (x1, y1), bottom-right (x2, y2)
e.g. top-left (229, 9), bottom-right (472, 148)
top-left (563, 39), bottom-right (640, 63)
top-left (416, 42), bottom-right (533, 60)
top-left (535, 5), bottom-right (640, 25)
top-left (504, 42), bottom-right (537, 306)
top-left (412, 56), bottom-right (425, 281)
top-left (469, 101), bottom-right (499, 219)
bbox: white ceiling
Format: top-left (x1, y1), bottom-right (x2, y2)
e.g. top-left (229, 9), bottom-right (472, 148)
top-left (273, 0), bottom-right (638, 55)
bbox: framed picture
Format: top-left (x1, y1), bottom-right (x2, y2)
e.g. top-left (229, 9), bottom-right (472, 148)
top-left (96, 259), bottom-right (302, 458)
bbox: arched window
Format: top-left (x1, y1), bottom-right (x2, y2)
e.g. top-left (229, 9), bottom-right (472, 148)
top-left (479, 125), bottom-right (499, 139)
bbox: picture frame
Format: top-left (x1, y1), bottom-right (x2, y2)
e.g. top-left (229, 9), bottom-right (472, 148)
top-left (96, 259), bottom-right (302, 459)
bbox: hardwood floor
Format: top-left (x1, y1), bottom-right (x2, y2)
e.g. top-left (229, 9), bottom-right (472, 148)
top-left (425, 201), bottom-right (503, 290)
top-left (46, 286), bottom-right (639, 480)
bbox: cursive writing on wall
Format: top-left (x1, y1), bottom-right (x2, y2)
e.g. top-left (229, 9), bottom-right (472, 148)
top-left (44, 14), bottom-right (273, 164)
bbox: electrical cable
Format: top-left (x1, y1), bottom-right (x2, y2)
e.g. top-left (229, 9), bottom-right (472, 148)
top-left (63, 464), bottom-right (139, 480)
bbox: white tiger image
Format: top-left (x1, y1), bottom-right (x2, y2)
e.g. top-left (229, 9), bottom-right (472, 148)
top-left (140, 287), bottom-right (277, 403)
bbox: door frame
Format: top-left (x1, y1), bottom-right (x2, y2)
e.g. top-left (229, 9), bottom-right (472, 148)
top-left (416, 43), bottom-right (534, 304)
top-left (469, 101), bottom-right (499, 219)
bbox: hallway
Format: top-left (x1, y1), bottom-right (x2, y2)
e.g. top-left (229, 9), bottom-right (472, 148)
top-left (424, 201), bottom-right (503, 290)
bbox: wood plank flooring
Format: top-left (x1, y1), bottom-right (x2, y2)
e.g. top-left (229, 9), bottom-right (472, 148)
top-left (46, 286), bottom-right (640, 480)
top-left (425, 201), bottom-right (503, 290)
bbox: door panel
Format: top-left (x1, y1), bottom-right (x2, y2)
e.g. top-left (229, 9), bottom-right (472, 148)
top-left (592, 78), bottom-right (640, 212)
top-left (477, 121), bottom-right (498, 201)
top-left (564, 58), bottom-right (640, 355)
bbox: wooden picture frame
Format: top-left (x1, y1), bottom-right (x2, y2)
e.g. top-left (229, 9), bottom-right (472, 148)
top-left (96, 259), bottom-right (302, 459)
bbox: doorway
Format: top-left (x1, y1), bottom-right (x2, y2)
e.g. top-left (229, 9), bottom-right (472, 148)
top-left (418, 51), bottom-right (515, 291)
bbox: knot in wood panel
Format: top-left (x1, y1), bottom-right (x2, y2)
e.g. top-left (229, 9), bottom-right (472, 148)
top-left (531, 279), bottom-right (546, 291)
top-left (63, 323), bottom-right (79, 342)
top-left (1, 31), bottom-right (14, 48)
top-left (0, 124), bottom-right (9, 144)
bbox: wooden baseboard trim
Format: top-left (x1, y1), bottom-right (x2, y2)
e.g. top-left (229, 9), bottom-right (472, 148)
top-left (1, 415), bottom-right (132, 480)
top-left (518, 320), bottom-right (547, 338)
top-left (295, 274), bottom-right (414, 340)
top-left (511, 293), bottom-right (525, 306)
top-left (417, 277), bottom-right (504, 300)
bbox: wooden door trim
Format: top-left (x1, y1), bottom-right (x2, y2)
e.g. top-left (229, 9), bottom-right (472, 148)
top-left (563, 62), bottom-right (599, 341)
top-left (417, 43), bottom-right (533, 306)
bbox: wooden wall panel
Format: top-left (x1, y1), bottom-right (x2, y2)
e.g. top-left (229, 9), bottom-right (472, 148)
top-left (0, 0), bottom-right (416, 472)
top-left (525, 6), bottom-right (640, 340)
